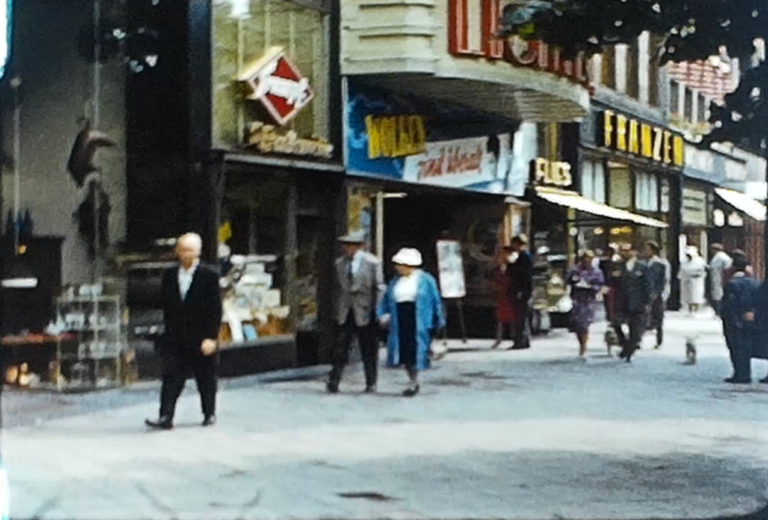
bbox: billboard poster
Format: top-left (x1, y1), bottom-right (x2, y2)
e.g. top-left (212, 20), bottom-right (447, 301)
top-left (345, 80), bottom-right (525, 196)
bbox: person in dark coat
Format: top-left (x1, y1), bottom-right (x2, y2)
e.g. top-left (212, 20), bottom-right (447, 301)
top-left (146, 233), bottom-right (223, 429)
top-left (612, 243), bottom-right (652, 362)
top-left (645, 241), bottom-right (671, 349)
top-left (722, 253), bottom-right (760, 384)
top-left (599, 244), bottom-right (622, 322)
top-left (506, 234), bottom-right (534, 350)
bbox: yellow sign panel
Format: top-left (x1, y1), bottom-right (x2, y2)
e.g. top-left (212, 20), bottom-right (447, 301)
top-left (600, 111), bottom-right (684, 168)
top-left (365, 115), bottom-right (426, 159)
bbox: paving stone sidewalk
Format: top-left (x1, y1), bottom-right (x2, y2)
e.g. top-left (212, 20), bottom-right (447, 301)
top-left (3, 311), bottom-right (768, 520)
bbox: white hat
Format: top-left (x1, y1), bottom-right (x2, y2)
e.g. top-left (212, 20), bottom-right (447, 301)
top-left (338, 230), bottom-right (367, 244)
top-left (392, 248), bottom-right (423, 267)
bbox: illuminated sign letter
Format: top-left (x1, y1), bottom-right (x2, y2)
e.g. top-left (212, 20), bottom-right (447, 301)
top-left (628, 120), bottom-right (640, 154)
top-left (652, 127), bottom-right (663, 162)
top-left (641, 124), bottom-right (653, 158)
top-left (663, 131), bottom-right (672, 164)
top-left (603, 111), bottom-right (614, 148)
top-left (673, 136), bottom-right (685, 167)
top-left (366, 116), bottom-right (382, 159)
top-left (616, 115), bottom-right (628, 152)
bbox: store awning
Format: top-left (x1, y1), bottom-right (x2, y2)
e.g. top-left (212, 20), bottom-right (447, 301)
top-left (715, 188), bottom-right (766, 222)
top-left (536, 187), bottom-right (669, 228)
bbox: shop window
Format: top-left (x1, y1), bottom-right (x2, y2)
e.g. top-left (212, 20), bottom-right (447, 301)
top-left (581, 159), bottom-right (606, 203)
top-left (212, 0), bottom-right (330, 147)
top-left (608, 165), bottom-right (632, 209)
top-left (660, 178), bottom-right (670, 213)
top-left (635, 172), bottom-right (659, 212)
top-left (626, 41), bottom-right (640, 99)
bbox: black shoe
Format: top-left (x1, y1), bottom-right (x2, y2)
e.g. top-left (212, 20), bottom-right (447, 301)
top-left (403, 385), bottom-right (420, 397)
top-left (364, 385), bottom-right (377, 394)
top-left (145, 417), bottom-right (173, 430)
top-left (507, 344), bottom-right (530, 351)
top-left (724, 377), bottom-right (751, 384)
top-left (759, 377), bottom-right (768, 384)
top-left (326, 381), bottom-right (339, 394)
top-left (202, 416), bottom-right (216, 427)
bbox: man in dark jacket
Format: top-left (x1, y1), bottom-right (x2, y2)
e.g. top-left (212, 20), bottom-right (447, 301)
top-left (146, 233), bottom-right (223, 429)
top-left (613, 243), bottom-right (652, 362)
top-left (506, 234), bottom-right (534, 350)
top-left (645, 241), bottom-right (670, 349)
top-left (722, 253), bottom-right (760, 384)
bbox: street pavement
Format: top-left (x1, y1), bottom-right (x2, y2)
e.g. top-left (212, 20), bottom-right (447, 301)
top-left (2, 311), bottom-right (768, 520)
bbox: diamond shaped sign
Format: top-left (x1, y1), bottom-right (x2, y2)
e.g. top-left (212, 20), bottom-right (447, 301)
top-left (239, 47), bottom-right (314, 126)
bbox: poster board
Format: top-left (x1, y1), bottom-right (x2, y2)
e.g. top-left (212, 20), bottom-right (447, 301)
top-left (436, 240), bottom-right (466, 299)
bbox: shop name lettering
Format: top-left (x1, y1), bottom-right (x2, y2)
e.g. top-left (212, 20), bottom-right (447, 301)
top-left (247, 122), bottom-right (333, 159)
top-left (418, 144), bottom-right (484, 180)
top-left (531, 158), bottom-right (573, 187)
top-left (366, 115), bottom-right (426, 159)
top-left (600, 110), bottom-right (685, 167)
top-left (448, 0), bottom-right (590, 89)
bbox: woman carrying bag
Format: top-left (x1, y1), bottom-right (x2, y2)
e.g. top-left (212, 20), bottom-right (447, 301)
top-left (378, 248), bottom-right (445, 397)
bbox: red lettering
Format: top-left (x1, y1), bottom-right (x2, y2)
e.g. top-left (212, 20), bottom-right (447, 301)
top-left (482, 0), bottom-right (504, 59)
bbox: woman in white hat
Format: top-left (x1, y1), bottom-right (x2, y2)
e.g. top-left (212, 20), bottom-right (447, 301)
top-left (377, 248), bottom-right (445, 396)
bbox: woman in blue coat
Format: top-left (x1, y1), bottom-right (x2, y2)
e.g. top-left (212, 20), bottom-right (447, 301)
top-left (378, 248), bottom-right (445, 397)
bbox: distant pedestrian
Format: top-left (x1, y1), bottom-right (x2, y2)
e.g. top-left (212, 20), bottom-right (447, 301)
top-left (566, 250), bottom-right (604, 359)
top-left (377, 248), bottom-right (444, 397)
top-left (491, 245), bottom-right (516, 349)
top-left (709, 244), bottom-right (732, 317)
top-left (612, 243), bottom-right (652, 362)
top-left (722, 254), bottom-right (760, 384)
top-left (599, 244), bottom-right (622, 323)
top-left (506, 234), bottom-right (534, 350)
top-left (645, 241), bottom-right (671, 349)
top-left (146, 233), bottom-right (222, 430)
top-left (679, 246), bottom-right (707, 314)
top-left (327, 230), bottom-right (385, 395)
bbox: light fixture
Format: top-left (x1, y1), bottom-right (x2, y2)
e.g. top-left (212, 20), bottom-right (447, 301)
top-left (1, 77), bottom-right (38, 291)
top-left (382, 193), bottom-right (408, 199)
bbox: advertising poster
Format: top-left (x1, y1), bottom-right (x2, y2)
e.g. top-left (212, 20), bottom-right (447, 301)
top-left (436, 240), bottom-right (466, 299)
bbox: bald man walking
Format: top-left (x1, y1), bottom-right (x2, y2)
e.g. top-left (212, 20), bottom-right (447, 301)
top-left (146, 233), bottom-right (222, 430)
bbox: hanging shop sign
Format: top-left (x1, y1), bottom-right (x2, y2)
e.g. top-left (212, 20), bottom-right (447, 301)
top-left (598, 110), bottom-right (685, 168)
top-left (682, 187), bottom-right (708, 226)
top-left (530, 158), bottom-right (573, 188)
top-left (346, 81), bottom-right (523, 195)
top-left (448, 0), bottom-right (590, 90)
top-left (239, 46), bottom-right (314, 126)
top-left (246, 122), bottom-right (333, 159)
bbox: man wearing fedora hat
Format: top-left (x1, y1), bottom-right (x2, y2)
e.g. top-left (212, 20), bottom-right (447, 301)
top-left (327, 230), bottom-right (385, 394)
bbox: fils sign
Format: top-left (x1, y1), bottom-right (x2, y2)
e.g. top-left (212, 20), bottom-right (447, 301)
top-left (448, 0), bottom-right (590, 89)
top-left (598, 110), bottom-right (685, 168)
top-left (239, 47), bottom-right (314, 126)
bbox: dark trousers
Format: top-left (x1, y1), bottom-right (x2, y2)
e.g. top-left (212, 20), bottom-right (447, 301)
top-left (614, 312), bottom-right (647, 359)
top-left (159, 343), bottom-right (218, 420)
top-left (512, 301), bottom-right (531, 349)
top-left (712, 300), bottom-right (723, 317)
top-left (724, 326), bottom-right (753, 381)
top-left (649, 297), bottom-right (665, 346)
top-left (330, 311), bottom-right (378, 387)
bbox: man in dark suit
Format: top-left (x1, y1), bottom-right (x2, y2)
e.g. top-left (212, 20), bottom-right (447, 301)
top-left (613, 243), bottom-right (652, 362)
top-left (146, 233), bottom-right (222, 430)
top-left (723, 253), bottom-right (760, 384)
top-left (506, 234), bottom-right (534, 350)
top-left (645, 241), bottom-right (670, 349)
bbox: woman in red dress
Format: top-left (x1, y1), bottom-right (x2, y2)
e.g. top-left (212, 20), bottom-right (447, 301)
top-left (492, 246), bottom-right (516, 348)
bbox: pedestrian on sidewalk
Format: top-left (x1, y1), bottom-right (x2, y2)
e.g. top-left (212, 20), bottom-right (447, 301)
top-left (612, 243), bottom-right (652, 362)
top-left (722, 254), bottom-right (760, 384)
top-left (599, 244), bottom-right (621, 323)
top-left (709, 244), bottom-right (732, 317)
top-left (679, 246), bottom-right (707, 315)
top-left (506, 234), bottom-right (534, 350)
top-left (327, 230), bottom-right (385, 394)
top-left (378, 248), bottom-right (444, 397)
top-left (645, 241), bottom-right (671, 349)
top-left (146, 233), bottom-right (222, 430)
top-left (491, 245), bottom-right (516, 349)
top-left (566, 250), bottom-right (604, 359)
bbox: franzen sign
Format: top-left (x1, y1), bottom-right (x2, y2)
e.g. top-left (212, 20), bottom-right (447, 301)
top-left (598, 110), bottom-right (685, 168)
top-left (239, 46), bottom-right (314, 126)
top-left (448, 0), bottom-right (590, 89)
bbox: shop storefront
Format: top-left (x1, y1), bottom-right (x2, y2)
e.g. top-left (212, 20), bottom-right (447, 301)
top-left (343, 80), bottom-right (530, 337)
top-left (208, 0), bottom-right (342, 368)
top-left (713, 187), bottom-right (766, 280)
